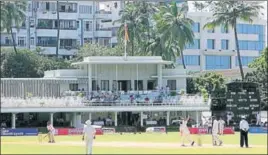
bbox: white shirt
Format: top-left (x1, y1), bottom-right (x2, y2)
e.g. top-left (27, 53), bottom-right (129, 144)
top-left (239, 119), bottom-right (249, 131)
top-left (219, 120), bottom-right (225, 131)
top-left (212, 120), bottom-right (219, 134)
top-left (84, 125), bottom-right (96, 141)
top-left (227, 115), bottom-right (232, 120)
top-left (181, 120), bottom-right (190, 134)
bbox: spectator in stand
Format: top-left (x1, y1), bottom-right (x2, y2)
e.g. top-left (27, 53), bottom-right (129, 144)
top-left (145, 96), bottom-right (149, 103)
top-left (130, 95), bottom-right (135, 103)
top-left (256, 112), bottom-right (261, 126)
top-left (166, 85), bottom-right (170, 96)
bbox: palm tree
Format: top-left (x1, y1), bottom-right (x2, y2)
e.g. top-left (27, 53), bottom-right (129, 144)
top-left (153, 1), bottom-right (194, 69)
top-left (56, 1), bottom-right (60, 58)
top-left (203, 1), bottom-right (263, 81)
top-left (0, 1), bottom-right (27, 54)
top-left (114, 2), bottom-right (142, 56)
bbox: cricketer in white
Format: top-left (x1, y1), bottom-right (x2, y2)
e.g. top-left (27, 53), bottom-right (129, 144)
top-left (212, 118), bottom-right (223, 146)
top-left (82, 120), bottom-right (96, 154)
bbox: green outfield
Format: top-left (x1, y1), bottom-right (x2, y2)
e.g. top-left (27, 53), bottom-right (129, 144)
top-left (1, 132), bottom-right (267, 154)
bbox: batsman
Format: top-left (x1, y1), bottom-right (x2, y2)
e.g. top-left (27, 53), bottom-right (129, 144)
top-left (82, 120), bottom-right (96, 155)
top-left (46, 121), bottom-right (55, 143)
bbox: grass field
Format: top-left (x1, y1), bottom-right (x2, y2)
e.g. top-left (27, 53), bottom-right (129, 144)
top-left (1, 132), bottom-right (267, 154)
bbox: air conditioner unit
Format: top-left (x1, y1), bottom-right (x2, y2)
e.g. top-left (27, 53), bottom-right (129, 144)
top-left (219, 49), bottom-right (221, 51)
top-left (232, 50), bottom-right (235, 52)
top-left (43, 11), bottom-right (47, 14)
top-left (204, 49), bottom-right (207, 51)
top-left (52, 11), bottom-right (56, 14)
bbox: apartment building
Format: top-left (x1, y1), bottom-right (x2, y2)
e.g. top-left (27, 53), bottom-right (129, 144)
top-left (1, 1), bottom-right (266, 69)
top-left (178, 12), bottom-right (267, 71)
top-left (0, 1), bottom-right (122, 59)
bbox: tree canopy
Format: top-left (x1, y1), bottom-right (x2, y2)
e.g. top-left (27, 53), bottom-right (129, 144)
top-left (246, 47), bottom-right (268, 110)
top-left (1, 49), bottom-right (71, 78)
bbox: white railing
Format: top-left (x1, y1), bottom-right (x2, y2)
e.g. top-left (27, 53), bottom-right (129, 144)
top-left (1, 95), bottom-right (209, 108)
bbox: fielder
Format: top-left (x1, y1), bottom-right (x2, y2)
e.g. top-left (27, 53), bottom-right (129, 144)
top-left (218, 117), bottom-right (225, 135)
top-left (46, 121), bottom-right (55, 143)
top-left (212, 117), bottom-right (222, 146)
top-left (180, 116), bottom-right (195, 147)
top-left (82, 120), bottom-right (96, 155)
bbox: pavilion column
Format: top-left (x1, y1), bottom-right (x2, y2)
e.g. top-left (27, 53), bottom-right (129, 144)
top-left (109, 79), bottom-right (113, 91)
top-left (76, 113), bottom-right (82, 127)
top-left (166, 111), bottom-right (170, 126)
top-left (12, 113), bottom-right (16, 129)
top-left (88, 112), bottom-right (92, 120)
top-left (131, 80), bottom-right (134, 91)
top-left (88, 64), bottom-right (92, 92)
top-left (50, 113), bottom-right (54, 126)
top-left (143, 79), bottom-right (147, 91)
top-left (72, 113), bottom-right (77, 127)
top-left (114, 112), bottom-right (118, 126)
top-left (140, 112), bottom-right (143, 127)
top-left (157, 64), bottom-right (163, 88)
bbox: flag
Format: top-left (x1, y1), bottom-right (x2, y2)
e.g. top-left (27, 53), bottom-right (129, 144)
top-left (124, 22), bottom-right (129, 42)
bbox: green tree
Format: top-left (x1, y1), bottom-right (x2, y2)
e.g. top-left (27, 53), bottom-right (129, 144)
top-left (152, 1), bottom-right (194, 68)
top-left (194, 72), bottom-right (226, 96)
top-left (74, 43), bottom-right (124, 61)
top-left (0, 1), bottom-right (27, 54)
top-left (246, 47), bottom-right (268, 110)
top-left (200, 1), bottom-right (263, 80)
top-left (0, 48), bottom-right (71, 78)
top-left (114, 2), bottom-right (141, 56)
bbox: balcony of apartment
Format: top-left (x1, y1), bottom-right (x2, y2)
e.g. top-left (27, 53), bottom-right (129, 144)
top-left (95, 28), bottom-right (112, 38)
top-left (95, 10), bottom-right (112, 19)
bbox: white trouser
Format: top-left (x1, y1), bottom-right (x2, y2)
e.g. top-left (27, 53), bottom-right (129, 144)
top-left (256, 119), bottom-right (261, 125)
top-left (212, 133), bottom-right (222, 144)
top-left (86, 139), bottom-right (93, 154)
top-left (181, 133), bottom-right (192, 145)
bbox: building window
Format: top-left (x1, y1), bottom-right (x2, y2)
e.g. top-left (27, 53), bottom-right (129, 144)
top-left (45, 2), bottom-right (50, 11)
top-left (207, 28), bottom-right (215, 33)
top-left (207, 39), bottom-right (215, 49)
top-left (236, 56), bottom-right (256, 66)
top-left (205, 55), bottom-right (231, 70)
top-left (185, 39), bottom-right (200, 49)
top-left (192, 22), bottom-right (200, 32)
top-left (30, 37), bottom-right (35, 45)
top-left (238, 40), bottom-right (264, 51)
top-left (101, 80), bottom-right (109, 91)
top-left (84, 38), bottom-right (92, 44)
top-left (84, 21), bottom-right (92, 31)
top-left (177, 55), bottom-right (200, 66)
top-left (79, 5), bottom-right (92, 14)
top-left (221, 39), bottom-right (229, 50)
top-left (37, 37), bottom-right (57, 47)
top-left (221, 25), bottom-right (228, 33)
top-left (76, 21), bottom-right (79, 28)
top-left (167, 80), bottom-right (176, 91)
top-left (98, 38), bottom-right (110, 46)
top-left (60, 39), bottom-right (77, 49)
top-left (18, 37), bottom-right (26, 47)
top-left (69, 84), bottom-right (78, 91)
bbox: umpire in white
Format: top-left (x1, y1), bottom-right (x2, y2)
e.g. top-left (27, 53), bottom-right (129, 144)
top-left (239, 116), bottom-right (249, 148)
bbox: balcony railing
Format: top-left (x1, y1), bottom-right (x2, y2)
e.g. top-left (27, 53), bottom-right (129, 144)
top-left (1, 91), bottom-right (209, 108)
top-left (59, 45), bottom-right (78, 50)
top-left (1, 43), bottom-right (16, 46)
top-left (59, 9), bottom-right (77, 13)
top-left (95, 11), bottom-right (112, 14)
